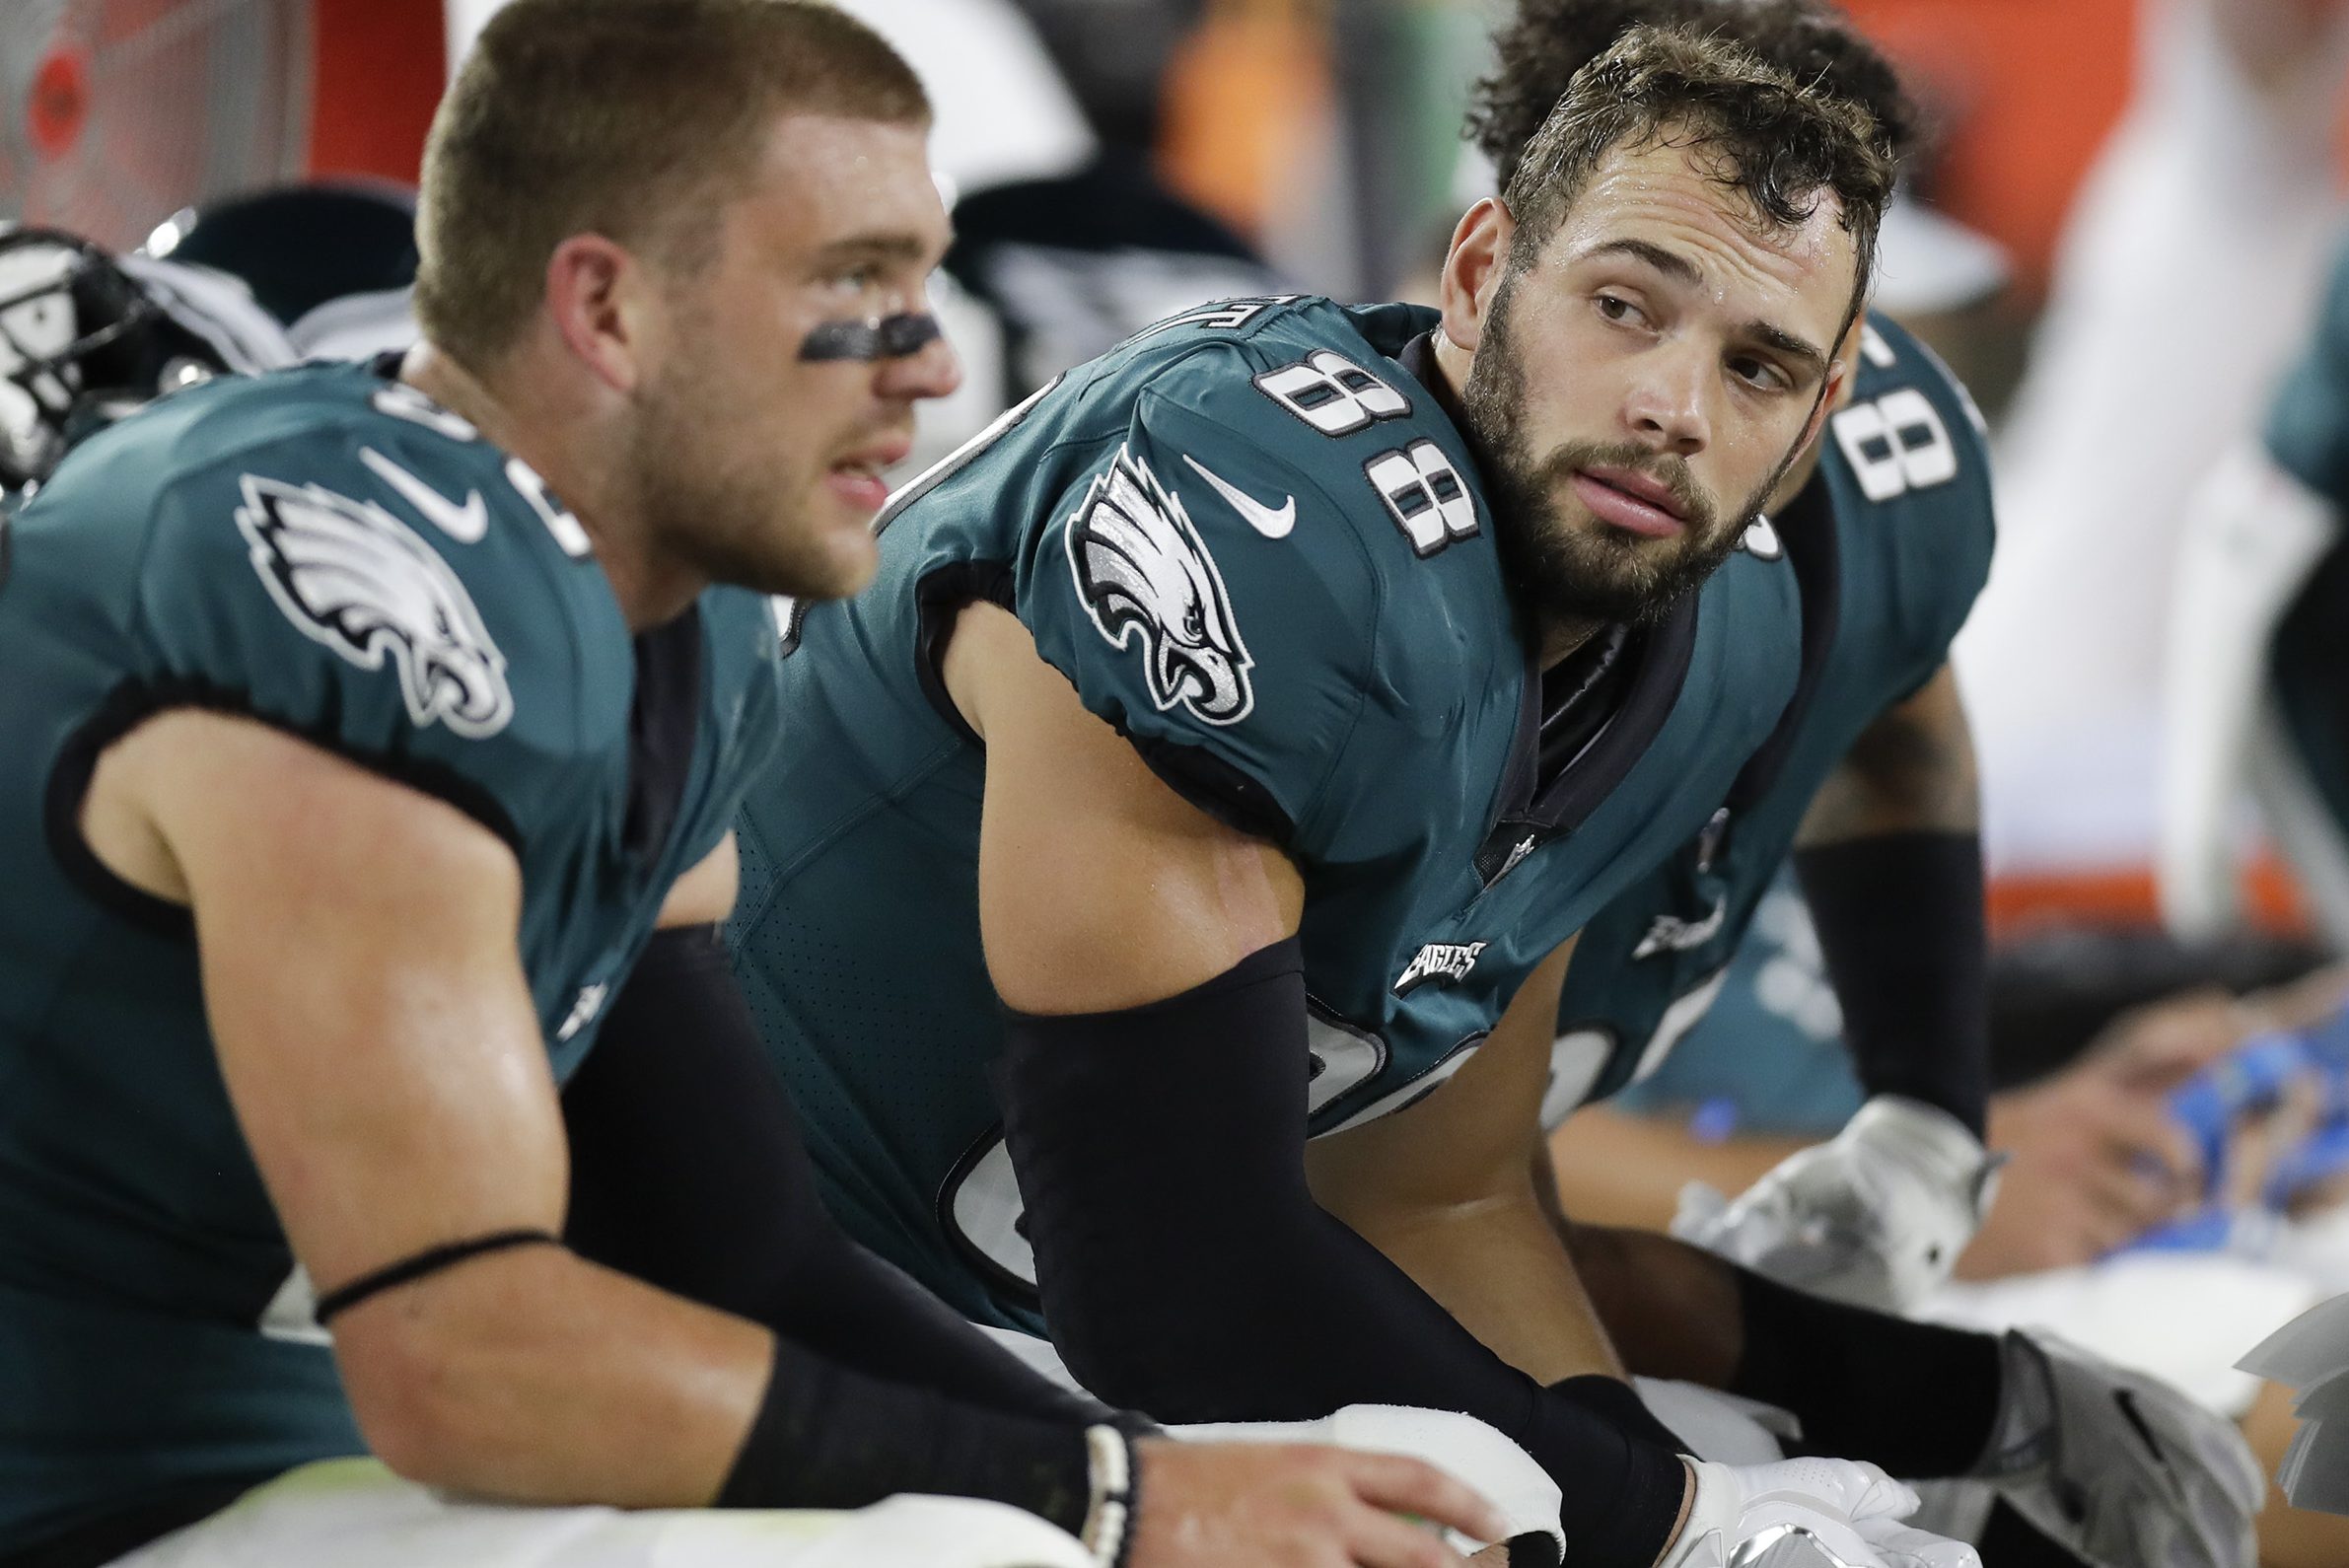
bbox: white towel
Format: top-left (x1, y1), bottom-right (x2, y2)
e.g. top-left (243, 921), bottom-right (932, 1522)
top-left (1173, 1403), bottom-right (1564, 1564)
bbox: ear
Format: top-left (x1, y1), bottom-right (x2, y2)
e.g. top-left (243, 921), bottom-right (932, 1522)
top-left (1439, 197), bottom-right (1515, 355)
top-left (543, 234), bottom-right (650, 394)
top-left (1828, 315), bottom-right (1868, 412)
top-left (1797, 353), bottom-right (1852, 456)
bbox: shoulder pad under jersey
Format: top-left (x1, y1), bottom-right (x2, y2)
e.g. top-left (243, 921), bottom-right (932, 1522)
top-left (1819, 314), bottom-right (1997, 679)
top-left (33, 362), bottom-right (627, 849)
top-left (1009, 297), bottom-right (1520, 860)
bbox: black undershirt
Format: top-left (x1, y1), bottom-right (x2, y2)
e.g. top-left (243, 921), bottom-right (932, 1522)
top-left (1535, 623), bottom-right (1634, 783)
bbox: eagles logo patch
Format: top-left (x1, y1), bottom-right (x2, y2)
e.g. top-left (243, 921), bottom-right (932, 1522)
top-left (1064, 446), bottom-right (1255, 725)
top-left (235, 474), bottom-right (516, 739)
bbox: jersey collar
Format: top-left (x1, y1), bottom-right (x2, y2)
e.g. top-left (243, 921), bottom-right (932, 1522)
top-left (1382, 326), bottom-right (1705, 882)
top-left (1475, 595), bottom-right (1698, 884)
top-left (1721, 470), bottom-right (1842, 816)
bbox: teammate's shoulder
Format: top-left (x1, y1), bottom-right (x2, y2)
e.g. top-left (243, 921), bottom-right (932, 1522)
top-left (108, 360), bottom-right (602, 594)
top-left (1847, 314), bottom-right (1987, 441)
top-left (1811, 313), bottom-right (1993, 664)
top-left (1821, 313), bottom-right (1994, 524)
top-left (695, 584), bottom-right (790, 729)
top-left (56, 362), bottom-right (632, 758)
top-left (82, 358), bottom-right (452, 476)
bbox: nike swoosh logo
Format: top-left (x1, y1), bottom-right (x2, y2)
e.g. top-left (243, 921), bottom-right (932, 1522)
top-left (1182, 454), bottom-right (1295, 538)
top-left (360, 446), bottom-right (487, 542)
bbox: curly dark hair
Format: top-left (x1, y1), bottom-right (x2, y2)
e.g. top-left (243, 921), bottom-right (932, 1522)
top-left (1502, 25), bottom-right (1894, 331)
top-left (1469, 0), bottom-right (1918, 192)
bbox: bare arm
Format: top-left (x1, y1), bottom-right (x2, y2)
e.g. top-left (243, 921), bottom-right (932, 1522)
top-left (1544, 1105), bottom-right (1809, 1234)
top-left (86, 709), bottom-right (770, 1506)
top-left (947, 601), bottom-right (1693, 1565)
top-left (954, 596), bottom-right (1615, 1384)
top-left (952, 602), bottom-right (1304, 1011)
top-left (1306, 944), bottom-right (1628, 1385)
top-left (1554, 1222), bottom-right (1746, 1390)
top-left (1543, 674), bottom-right (1993, 1386)
top-left (656, 827), bottom-right (741, 926)
top-left (1794, 664), bottom-right (1976, 847)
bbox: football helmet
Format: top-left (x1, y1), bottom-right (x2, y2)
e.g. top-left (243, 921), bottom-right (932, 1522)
top-left (149, 182), bottom-right (419, 345)
top-left (0, 222), bottom-right (303, 492)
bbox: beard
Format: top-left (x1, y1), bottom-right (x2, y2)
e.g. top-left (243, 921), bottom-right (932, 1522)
top-left (1458, 277), bottom-right (1792, 630)
top-left (623, 321), bottom-right (870, 603)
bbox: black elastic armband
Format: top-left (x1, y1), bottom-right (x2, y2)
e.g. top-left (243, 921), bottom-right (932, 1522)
top-left (1731, 1267), bottom-right (2002, 1477)
top-left (1518, 1392), bottom-right (1686, 1567)
top-left (718, 1332), bottom-right (1098, 1534)
top-left (1795, 830), bottom-right (1990, 1135)
top-left (565, 925), bottom-right (1113, 1429)
top-left (313, 1230), bottom-right (560, 1323)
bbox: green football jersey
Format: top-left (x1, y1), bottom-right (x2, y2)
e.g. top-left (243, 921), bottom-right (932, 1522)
top-left (2264, 239), bottom-right (2349, 833)
top-left (1546, 315), bottom-right (1996, 1121)
top-left (2268, 238), bottom-right (2349, 508)
top-left (732, 296), bottom-right (1801, 1329)
top-left (0, 362), bottom-right (782, 1555)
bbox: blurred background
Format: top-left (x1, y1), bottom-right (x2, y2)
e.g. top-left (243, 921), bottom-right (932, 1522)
top-left (8, 0), bottom-right (2342, 937)
top-left (12, 3), bottom-right (2349, 1553)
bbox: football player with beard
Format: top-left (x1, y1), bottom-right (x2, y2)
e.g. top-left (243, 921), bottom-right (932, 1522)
top-left (0, 5), bottom-right (1514, 1567)
top-left (730, 24), bottom-right (1987, 1568)
top-left (1463, 8), bottom-right (2265, 1568)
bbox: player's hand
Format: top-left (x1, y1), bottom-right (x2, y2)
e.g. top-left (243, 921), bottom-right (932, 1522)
top-left (1972, 1330), bottom-right (2263, 1568)
top-left (1958, 1063), bottom-right (2203, 1276)
top-left (1672, 1096), bottom-right (1995, 1312)
top-left (1126, 1439), bottom-right (1508, 1568)
top-left (2077, 989), bottom-right (2252, 1091)
top-left (1658, 1457), bottom-right (1981, 1568)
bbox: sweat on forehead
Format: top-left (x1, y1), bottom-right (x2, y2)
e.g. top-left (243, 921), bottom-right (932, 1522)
top-left (1561, 128), bottom-right (1849, 253)
top-left (1498, 24), bottom-right (1892, 289)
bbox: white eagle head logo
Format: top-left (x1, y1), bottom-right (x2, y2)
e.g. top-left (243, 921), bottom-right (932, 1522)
top-left (1063, 447), bottom-right (1255, 725)
top-left (235, 474), bottom-right (515, 739)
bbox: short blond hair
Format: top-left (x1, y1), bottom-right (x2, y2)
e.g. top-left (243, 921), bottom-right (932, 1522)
top-left (413, 0), bottom-right (929, 362)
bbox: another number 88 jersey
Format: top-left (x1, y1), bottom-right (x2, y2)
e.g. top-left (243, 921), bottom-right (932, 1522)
top-left (1546, 313), bottom-right (1997, 1124)
top-left (734, 295), bottom-right (1802, 1328)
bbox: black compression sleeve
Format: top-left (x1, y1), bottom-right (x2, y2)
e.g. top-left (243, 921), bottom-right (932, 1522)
top-left (1794, 830), bottom-right (1991, 1136)
top-left (1731, 1267), bottom-right (2002, 1476)
top-left (563, 925), bottom-right (1112, 1428)
top-left (997, 938), bottom-right (1685, 1567)
top-left (717, 1333), bottom-right (1096, 1532)
top-left (1553, 1375), bottom-right (1694, 1457)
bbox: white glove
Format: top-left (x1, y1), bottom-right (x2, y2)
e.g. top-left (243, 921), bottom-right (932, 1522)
top-left (1661, 1457), bottom-right (1981, 1568)
top-left (1974, 1330), bottom-right (2264, 1568)
top-left (1672, 1096), bottom-right (1996, 1312)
